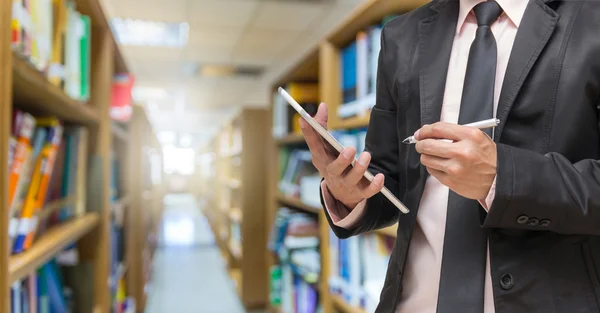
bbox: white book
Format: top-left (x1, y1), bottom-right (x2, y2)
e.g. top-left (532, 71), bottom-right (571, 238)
top-left (368, 26), bottom-right (382, 96)
top-left (347, 236), bottom-right (362, 306)
top-left (273, 92), bottom-right (289, 138)
top-left (356, 31), bottom-right (368, 99)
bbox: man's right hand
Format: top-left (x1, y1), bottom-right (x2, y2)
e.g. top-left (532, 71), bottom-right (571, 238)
top-left (299, 102), bottom-right (385, 209)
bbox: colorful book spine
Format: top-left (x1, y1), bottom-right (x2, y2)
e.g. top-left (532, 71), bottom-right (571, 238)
top-left (24, 122), bottom-right (63, 251)
top-left (8, 113), bottom-right (36, 209)
top-left (79, 15), bottom-right (91, 101)
top-left (13, 119), bottom-right (63, 253)
top-left (49, 0), bottom-right (67, 87)
top-left (9, 127), bottom-right (48, 249)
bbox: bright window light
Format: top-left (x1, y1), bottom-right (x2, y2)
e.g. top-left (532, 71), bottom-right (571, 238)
top-left (163, 145), bottom-right (195, 175)
top-left (110, 18), bottom-right (189, 47)
top-left (157, 131), bottom-right (176, 145)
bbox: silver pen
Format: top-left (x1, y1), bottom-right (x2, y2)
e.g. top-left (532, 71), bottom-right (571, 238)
top-left (402, 118), bottom-right (500, 144)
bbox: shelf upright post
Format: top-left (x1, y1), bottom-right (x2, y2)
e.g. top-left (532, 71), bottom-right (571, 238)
top-left (0, 0), bottom-right (13, 311)
top-left (79, 26), bottom-right (114, 313)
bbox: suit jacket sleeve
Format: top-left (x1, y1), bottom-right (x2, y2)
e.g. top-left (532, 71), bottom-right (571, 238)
top-left (484, 115), bottom-right (600, 235)
top-left (321, 24), bottom-right (402, 239)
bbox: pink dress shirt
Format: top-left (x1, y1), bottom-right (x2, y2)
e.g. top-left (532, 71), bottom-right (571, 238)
top-left (322, 1), bottom-right (528, 312)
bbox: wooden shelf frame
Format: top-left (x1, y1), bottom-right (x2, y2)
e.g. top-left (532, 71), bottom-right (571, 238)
top-left (276, 194), bottom-right (321, 214)
top-left (0, 0), bottom-right (131, 311)
top-left (9, 213), bottom-right (100, 284)
top-left (196, 109), bottom-right (270, 310)
top-left (267, 1), bottom-right (427, 312)
top-left (275, 133), bottom-right (306, 146)
top-left (12, 54), bottom-right (100, 124)
top-left (126, 106), bottom-right (165, 313)
top-left (332, 295), bottom-right (366, 313)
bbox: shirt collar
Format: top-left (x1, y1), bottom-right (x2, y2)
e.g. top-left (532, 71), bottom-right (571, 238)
top-left (457, 0), bottom-right (528, 34)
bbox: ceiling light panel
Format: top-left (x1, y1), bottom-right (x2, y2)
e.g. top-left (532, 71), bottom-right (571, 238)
top-left (110, 18), bottom-right (189, 47)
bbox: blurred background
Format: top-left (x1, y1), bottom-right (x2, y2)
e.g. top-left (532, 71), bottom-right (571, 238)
top-left (1, 0), bottom-right (425, 313)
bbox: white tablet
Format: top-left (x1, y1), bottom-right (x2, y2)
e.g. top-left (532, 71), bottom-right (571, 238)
top-left (277, 87), bottom-right (410, 214)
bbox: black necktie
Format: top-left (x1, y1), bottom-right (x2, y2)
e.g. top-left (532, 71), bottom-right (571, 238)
top-left (437, 2), bottom-right (502, 313)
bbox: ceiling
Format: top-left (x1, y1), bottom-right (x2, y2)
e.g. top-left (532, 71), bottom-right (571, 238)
top-left (100, 0), bottom-right (364, 148)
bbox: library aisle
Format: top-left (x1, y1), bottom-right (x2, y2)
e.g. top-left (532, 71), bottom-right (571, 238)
top-left (144, 194), bottom-right (247, 313)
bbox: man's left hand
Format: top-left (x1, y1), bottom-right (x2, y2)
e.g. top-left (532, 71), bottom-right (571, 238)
top-left (414, 122), bottom-right (497, 200)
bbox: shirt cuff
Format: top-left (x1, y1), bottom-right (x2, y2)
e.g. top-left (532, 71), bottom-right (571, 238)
top-left (478, 175), bottom-right (497, 212)
top-left (321, 181), bottom-right (367, 229)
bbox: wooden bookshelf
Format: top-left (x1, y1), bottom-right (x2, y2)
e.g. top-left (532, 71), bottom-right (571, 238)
top-left (198, 108), bottom-right (269, 310)
top-left (267, 1), bottom-right (427, 312)
top-left (277, 193), bottom-right (321, 214)
top-left (126, 106), bottom-right (164, 313)
top-left (12, 54), bottom-right (100, 125)
top-left (332, 115), bottom-right (370, 131)
top-left (8, 213), bottom-right (100, 284)
top-left (332, 295), bottom-right (366, 313)
top-left (276, 133), bottom-right (305, 146)
top-left (0, 0), bottom-right (137, 311)
top-left (375, 225), bottom-right (398, 238)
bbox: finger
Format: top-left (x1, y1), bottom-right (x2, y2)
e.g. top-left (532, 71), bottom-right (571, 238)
top-left (326, 146), bottom-right (356, 176)
top-left (342, 151), bottom-right (371, 186)
top-left (415, 122), bottom-right (479, 142)
top-left (426, 167), bottom-right (450, 186)
top-left (314, 102), bottom-right (328, 128)
top-left (300, 117), bottom-right (328, 157)
top-left (360, 173), bottom-right (385, 198)
top-left (419, 154), bottom-right (449, 173)
top-left (415, 139), bottom-right (458, 158)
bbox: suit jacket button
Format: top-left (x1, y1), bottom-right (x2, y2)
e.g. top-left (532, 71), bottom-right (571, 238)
top-left (500, 274), bottom-right (514, 290)
top-left (527, 218), bottom-right (539, 226)
top-left (540, 219), bottom-right (551, 228)
top-left (516, 215), bottom-right (529, 224)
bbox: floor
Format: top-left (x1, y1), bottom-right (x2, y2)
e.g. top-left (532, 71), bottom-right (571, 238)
top-left (144, 193), bottom-right (247, 313)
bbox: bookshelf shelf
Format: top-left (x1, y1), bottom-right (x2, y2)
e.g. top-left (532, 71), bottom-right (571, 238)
top-left (332, 295), bottom-right (366, 313)
top-left (332, 115), bottom-right (370, 131)
top-left (12, 53), bottom-right (100, 125)
top-left (37, 197), bottom-right (76, 221)
top-left (276, 133), bottom-right (305, 146)
top-left (230, 268), bottom-right (243, 297)
top-left (8, 213), bottom-right (100, 284)
top-left (277, 194), bottom-right (322, 214)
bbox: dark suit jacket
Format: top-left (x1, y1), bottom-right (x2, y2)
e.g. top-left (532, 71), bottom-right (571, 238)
top-left (322, 0), bottom-right (600, 312)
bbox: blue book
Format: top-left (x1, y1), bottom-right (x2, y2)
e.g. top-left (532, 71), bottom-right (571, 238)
top-left (341, 42), bottom-right (358, 104)
top-left (41, 262), bottom-right (67, 313)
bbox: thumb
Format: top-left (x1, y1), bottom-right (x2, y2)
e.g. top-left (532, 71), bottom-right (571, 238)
top-left (314, 102), bottom-right (328, 128)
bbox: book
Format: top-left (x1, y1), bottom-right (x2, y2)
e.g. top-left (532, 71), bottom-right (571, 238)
top-left (337, 21), bottom-right (385, 119)
top-left (12, 117), bottom-right (64, 254)
top-left (268, 208), bottom-right (321, 313)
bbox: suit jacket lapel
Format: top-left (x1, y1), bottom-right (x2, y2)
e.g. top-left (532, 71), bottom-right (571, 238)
top-left (418, 0), bottom-right (459, 127)
top-left (494, 0), bottom-right (559, 142)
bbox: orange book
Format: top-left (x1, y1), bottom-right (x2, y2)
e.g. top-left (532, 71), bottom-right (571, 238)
top-left (23, 123), bottom-right (62, 250)
top-left (8, 113), bottom-right (35, 209)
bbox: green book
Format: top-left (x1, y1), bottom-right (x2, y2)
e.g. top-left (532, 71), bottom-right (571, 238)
top-left (79, 15), bottom-right (91, 102)
top-left (269, 265), bottom-right (282, 306)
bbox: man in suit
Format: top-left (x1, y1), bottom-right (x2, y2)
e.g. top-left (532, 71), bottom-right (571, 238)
top-left (299, 0), bottom-right (600, 312)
